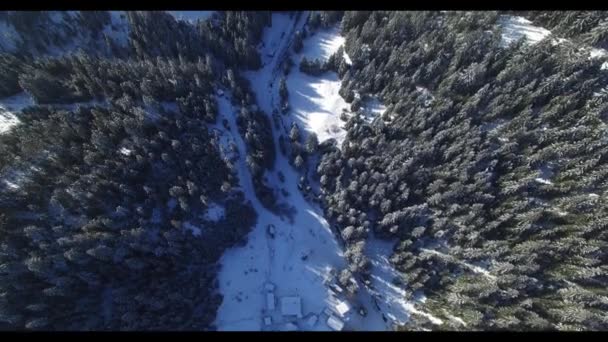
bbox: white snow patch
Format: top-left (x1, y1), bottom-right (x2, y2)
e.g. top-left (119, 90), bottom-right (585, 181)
top-left (412, 85), bottom-right (435, 108)
top-left (589, 47), bottom-right (608, 70)
top-left (590, 48), bottom-right (607, 59)
top-left (289, 73), bottom-right (348, 145)
top-left (167, 11), bottom-right (214, 24)
top-left (421, 248), bottom-right (497, 281)
top-left (498, 15), bottom-right (552, 47)
top-left (445, 312), bottom-right (467, 327)
top-left (151, 208), bottom-right (162, 224)
top-left (104, 11), bottom-right (130, 48)
top-left (183, 221), bottom-right (202, 236)
top-left (284, 26), bottom-right (350, 146)
top-left (589, 193), bottom-right (600, 198)
top-left (167, 198), bottom-right (177, 211)
top-left (364, 238), bottom-right (412, 326)
top-left (480, 119), bottom-right (507, 134)
top-left (1, 162), bottom-right (40, 192)
top-left (203, 202), bottom-right (225, 222)
top-left (343, 50), bottom-right (352, 65)
top-left (217, 13), bottom-right (409, 331)
top-left (302, 26), bottom-right (345, 62)
top-left (534, 177), bottom-right (553, 185)
top-left (0, 110), bottom-right (20, 135)
top-left (119, 147), bottom-right (132, 156)
top-left (214, 90), bottom-right (348, 331)
top-left (0, 19), bottom-right (22, 52)
top-left (359, 97), bottom-right (387, 123)
top-left (0, 92), bottom-right (34, 111)
top-left (3, 178), bottom-right (20, 190)
top-left (534, 164), bottom-right (555, 185)
top-left (362, 237), bottom-right (444, 327)
top-left (500, 15), bottom-right (608, 71)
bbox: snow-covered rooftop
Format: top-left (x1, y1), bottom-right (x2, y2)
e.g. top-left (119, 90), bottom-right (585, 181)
top-left (266, 293), bottom-right (276, 311)
top-left (335, 300), bottom-right (351, 317)
top-left (280, 296), bottom-right (302, 318)
top-left (327, 315), bottom-right (345, 331)
top-left (283, 322), bottom-right (299, 331)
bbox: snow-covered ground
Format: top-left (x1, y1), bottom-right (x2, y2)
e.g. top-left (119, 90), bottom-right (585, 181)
top-left (364, 238), bottom-right (443, 326)
top-left (104, 11), bottom-right (130, 48)
top-left (0, 110), bottom-right (19, 135)
top-left (498, 15), bottom-right (552, 47)
top-left (360, 97), bottom-right (387, 123)
top-left (214, 91), bottom-right (348, 331)
top-left (282, 26), bottom-right (350, 146)
top-left (278, 25), bottom-right (386, 142)
top-left (0, 93), bottom-right (34, 135)
top-left (0, 19), bottom-right (21, 52)
top-left (420, 248), bottom-right (497, 282)
top-left (183, 221), bottom-right (202, 237)
top-left (203, 203), bottom-right (225, 222)
top-left (499, 15), bottom-right (608, 70)
top-left (343, 50), bottom-right (352, 66)
top-left (214, 12), bottom-right (433, 331)
top-left (215, 13), bottom-right (348, 331)
top-left (167, 11), bottom-right (214, 23)
top-left (589, 47), bottom-right (608, 70)
top-left (1, 156), bottom-right (46, 193)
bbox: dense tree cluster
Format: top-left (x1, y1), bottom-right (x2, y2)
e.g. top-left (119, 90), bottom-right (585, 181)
top-left (0, 102), bottom-right (256, 330)
top-left (307, 11), bottom-right (344, 31)
top-left (3, 9), bottom-right (608, 332)
top-left (0, 10), bottom-right (271, 330)
top-left (0, 11), bottom-right (119, 57)
top-left (317, 11), bottom-right (608, 330)
top-left (523, 11), bottom-right (608, 49)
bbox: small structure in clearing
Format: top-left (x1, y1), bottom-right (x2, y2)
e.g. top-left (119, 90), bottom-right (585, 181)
top-left (264, 282), bottom-right (276, 292)
top-left (305, 314), bottom-right (318, 328)
top-left (280, 296), bottom-right (302, 318)
top-left (327, 315), bottom-right (345, 331)
top-left (266, 224), bottom-right (276, 239)
top-left (266, 293), bottom-right (276, 311)
top-left (283, 322), bottom-right (298, 331)
top-left (335, 300), bottom-right (351, 317)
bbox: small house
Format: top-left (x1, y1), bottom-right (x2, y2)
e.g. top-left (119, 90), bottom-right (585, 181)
top-left (264, 282), bottom-right (276, 292)
top-left (335, 300), bottom-right (351, 317)
top-left (306, 314), bottom-right (318, 328)
top-left (266, 293), bottom-right (276, 311)
top-left (327, 315), bottom-right (345, 331)
top-left (329, 283), bottom-right (343, 294)
top-left (280, 296), bottom-right (302, 318)
top-left (283, 322), bottom-right (298, 331)
top-left (266, 224), bottom-right (276, 239)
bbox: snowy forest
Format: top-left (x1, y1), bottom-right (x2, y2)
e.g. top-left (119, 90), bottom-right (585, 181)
top-left (0, 10), bottom-right (607, 331)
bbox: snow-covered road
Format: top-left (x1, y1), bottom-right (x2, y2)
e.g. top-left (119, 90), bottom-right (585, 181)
top-left (214, 13), bottom-right (349, 331)
top-left (214, 13), bottom-right (410, 331)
